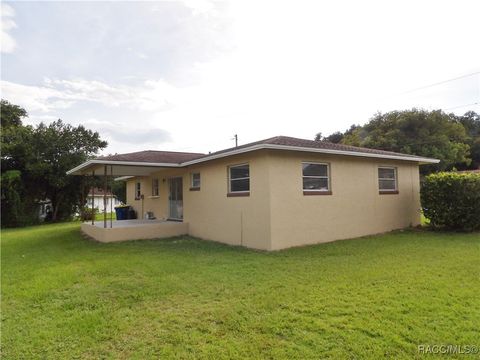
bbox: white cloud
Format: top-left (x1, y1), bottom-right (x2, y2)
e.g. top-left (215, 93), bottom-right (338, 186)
top-left (1, 77), bottom-right (181, 112)
top-left (80, 118), bottom-right (171, 146)
top-left (2, 0), bottom-right (479, 156)
top-left (179, 0), bottom-right (219, 17)
top-left (1, 3), bottom-right (17, 53)
top-left (1, 80), bottom-right (72, 112)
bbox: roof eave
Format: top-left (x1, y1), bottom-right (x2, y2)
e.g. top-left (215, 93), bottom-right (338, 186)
top-left (67, 144), bottom-right (439, 175)
top-left (66, 159), bottom-right (182, 175)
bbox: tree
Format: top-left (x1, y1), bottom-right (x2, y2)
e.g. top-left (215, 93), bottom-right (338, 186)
top-left (27, 120), bottom-right (108, 221)
top-left (1, 99), bottom-right (28, 128)
top-left (315, 109), bottom-right (471, 173)
top-left (341, 125), bottom-right (363, 147)
top-left (358, 109), bottom-right (470, 172)
top-left (315, 131), bottom-right (344, 143)
top-left (1, 100), bottom-right (108, 226)
top-left (111, 180), bottom-right (126, 204)
top-left (454, 111), bottom-right (480, 170)
top-left (0, 170), bottom-right (33, 227)
top-left (0, 101), bottom-right (37, 226)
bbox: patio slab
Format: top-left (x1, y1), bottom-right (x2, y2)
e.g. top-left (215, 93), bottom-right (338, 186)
top-left (81, 219), bottom-right (188, 243)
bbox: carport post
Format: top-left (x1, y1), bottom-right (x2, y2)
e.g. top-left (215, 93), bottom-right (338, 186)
top-left (91, 170), bottom-right (95, 225)
top-left (104, 165), bottom-right (107, 229)
top-left (110, 165), bottom-right (113, 228)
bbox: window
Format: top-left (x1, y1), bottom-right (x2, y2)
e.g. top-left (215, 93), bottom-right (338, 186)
top-left (228, 164), bottom-right (250, 194)
top-left (191, 173), bottom-right (201, 190)
top-left (152, 178), bottom-right (159, 196)
top-left (302, 162), bottom-right (331, 194)
top-left (135, 182), bottom-right (141, 200)
top-left (378, 167), bottom-right (398, 193)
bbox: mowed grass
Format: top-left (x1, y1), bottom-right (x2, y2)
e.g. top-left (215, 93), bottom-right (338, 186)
top-left (1, 223), bottom-right (479, 359)
top-left (94, 212), bottom-right (116, 221)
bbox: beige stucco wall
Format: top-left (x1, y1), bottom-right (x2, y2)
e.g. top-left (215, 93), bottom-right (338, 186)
top-left (267, 150), bottom-right (421, 250)
top-left (126, 151), bottom-right (272, 250)
top-left (125, 150), bottom-right (421, 250)
top-left (126, 168), bottom-right (185, 221)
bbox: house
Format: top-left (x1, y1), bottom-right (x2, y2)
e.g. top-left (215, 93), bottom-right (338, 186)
top-left (86, 188), bottom-right (122, 211)
top-left (37, 199), bottom-right (52, 221)
top-left (67, 136), bottom-right (439, 250)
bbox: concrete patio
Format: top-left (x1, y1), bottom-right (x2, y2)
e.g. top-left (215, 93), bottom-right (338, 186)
top-left (81, 219), bottom-right (188, 243)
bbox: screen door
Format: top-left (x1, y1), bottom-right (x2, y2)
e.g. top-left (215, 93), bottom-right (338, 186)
top-left (168, 177), bottom-right (183, 220)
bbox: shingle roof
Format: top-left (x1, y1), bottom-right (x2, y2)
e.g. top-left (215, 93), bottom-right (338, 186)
top-left (205, 136), bottom-right (430, 160)
top-left (97, 150), bottom-right (205, 164)
top-left (92, 136), bottom-right (436, 166)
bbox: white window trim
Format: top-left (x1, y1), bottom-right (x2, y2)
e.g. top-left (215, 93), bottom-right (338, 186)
top-left (302, 162), bottom-right (330, 191)
top-left (378, 166), bottom-right (398, 192)
top-left (228, 163), bottom-right (250, 193)
top-left (191, 172), bottom-right (201, 188)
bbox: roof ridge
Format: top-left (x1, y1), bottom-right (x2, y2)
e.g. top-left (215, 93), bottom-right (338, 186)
top-left (144, 150), bottom-right (205, 155)
top-left (268, 135), bottom-right (427, 159)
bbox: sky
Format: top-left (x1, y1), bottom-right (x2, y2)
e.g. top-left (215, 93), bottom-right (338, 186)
top-left (1, 0), bottom-right (479, 155)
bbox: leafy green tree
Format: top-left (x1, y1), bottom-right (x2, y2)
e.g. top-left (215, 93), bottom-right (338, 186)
top-left (0, 100), bottom-right (37, 226)
top-left (315, 131), bottom-right (344, 143)
top-left (341, 125), bottom-right (363, 147)
top-left (109, 179), bottom-right (126, 204)
top-left (1, 99), bottom-right (27, 128)
top-left (0, 170), bottom-right (37, 227)
top-left (1, 100), bottom-right (108, 226)
top-left (454, 111), bottom-right (480, 170)
top-left (27, 120), bottom-right (108, 221)
top-left (317, 109), bottom-right (471, 173)
top-left (358, 109), bottom-right (470, 172)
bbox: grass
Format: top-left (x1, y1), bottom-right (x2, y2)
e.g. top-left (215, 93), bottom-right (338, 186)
top-left (94, 212), bottom-right (116, 221)
top-left (1, 223), bottom-right (479, 359)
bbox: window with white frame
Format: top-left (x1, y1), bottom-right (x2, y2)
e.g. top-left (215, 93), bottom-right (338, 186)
top-left (135, 181), bottom-right (141, 200)
top-left (191, 173), bottom-right (201, 189)
top-left (378, 167), bottom-right (397, 192)
top-left (228, 164), bottom-right (250, 192)
top-left (302, 162), bottom-right (330, 191)
top-left (152, 178), bottom-right (159, 196)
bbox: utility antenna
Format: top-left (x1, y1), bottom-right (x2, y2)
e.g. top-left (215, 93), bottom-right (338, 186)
top-left (232, 134), bottom-right (238, 147)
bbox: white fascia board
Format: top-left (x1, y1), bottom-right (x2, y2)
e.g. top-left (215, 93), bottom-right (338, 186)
top-left (114, 176), bottom-right (134, 182)
top-left (181, 144), bottom-right (266, 166)
top-left (66, 159), bottom-right (181, 175)
top-left (181, 144), bottom-right (440, 166)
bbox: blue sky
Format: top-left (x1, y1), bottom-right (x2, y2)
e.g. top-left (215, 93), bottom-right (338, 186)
top-left (1, 1), bottom-right (479, 155)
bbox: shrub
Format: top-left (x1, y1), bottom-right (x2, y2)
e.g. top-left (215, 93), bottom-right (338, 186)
top-left (79, 207), bottom-right (97, 221)
top-left (421, 172), bottom-right (480, 231)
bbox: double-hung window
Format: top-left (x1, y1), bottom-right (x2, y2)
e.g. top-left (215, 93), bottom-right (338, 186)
top-left (378, 167), bottom-right (398, 193)
top-left (302, 162), bottom-right (331, 194)
top-left (135, 182), bottom-right (141, 200)
top-left (152, 178), bottom-right (159, 196)
top-left (191, 173), bottom-right (201, 190)
top-left (228, 164), bottom-right (250, 195)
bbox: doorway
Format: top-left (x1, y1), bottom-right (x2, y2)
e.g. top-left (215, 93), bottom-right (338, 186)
top-left (168, 177), bottom-right (183, 221)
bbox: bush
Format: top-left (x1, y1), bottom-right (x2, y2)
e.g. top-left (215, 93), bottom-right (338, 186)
top-left (421, 172), bottom-right (480, 231)
top-left (79, 207), bottom-right (97, 221)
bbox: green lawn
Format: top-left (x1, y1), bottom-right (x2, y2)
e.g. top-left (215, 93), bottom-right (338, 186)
top-left (1, 223), bottom-right (479, 359)
top-left (94, 212), bottom-right (117, 221)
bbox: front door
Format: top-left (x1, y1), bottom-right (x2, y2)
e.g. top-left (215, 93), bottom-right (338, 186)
top-left (168, 177), bottom-right (183, 220)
